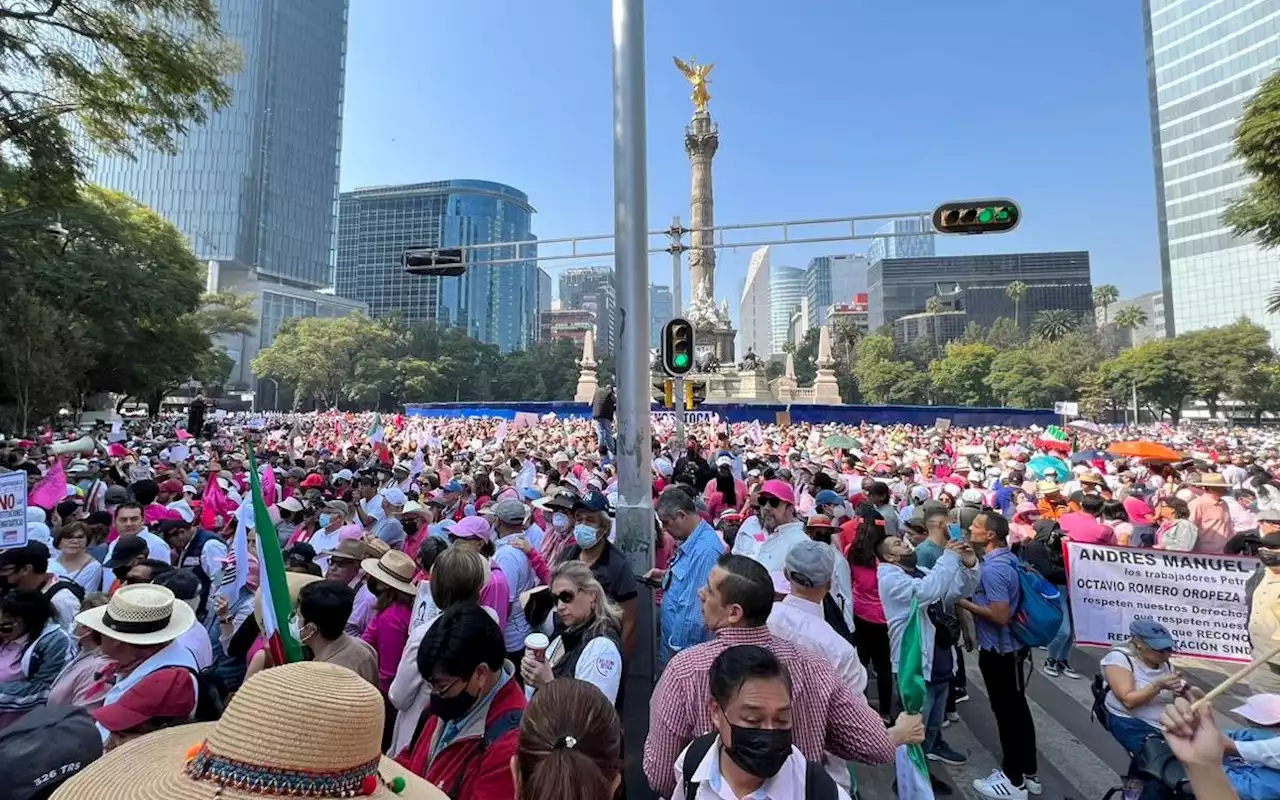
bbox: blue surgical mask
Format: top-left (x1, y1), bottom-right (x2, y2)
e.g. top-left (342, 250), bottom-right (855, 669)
top-left (552, 512), bottom-right (571, 531)
top-left (573, 523), bottom-right (601, 549)
top-left (319, 513), bottom-right (334, 529)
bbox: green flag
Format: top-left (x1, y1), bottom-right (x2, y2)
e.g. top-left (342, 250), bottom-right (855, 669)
top-left (897, 596), bottom-right (930, 776)
top-left (246, 450), bottom-right (303, 665)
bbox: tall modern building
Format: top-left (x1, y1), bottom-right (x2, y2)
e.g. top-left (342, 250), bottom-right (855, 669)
top-left (650, 284), bottom-right (674, 348)
top-left (770, 265), bottom-right (806, 355)
top-left (867, 252), bottom-right (1093, 333)
top-left (335, 181), bottom-right (539, 352)
top-left (738, 247), bottom-right (773, 358)
top-left (866, 218), bottom-right (936, 265)
top-left (1099, 290), bottom-right (1168, 348)
top-left (88, 0), bottom-right (354, 401)
top-left (559, 267), bottom-right (617, 353)
top-left (1143, 1), bottom-right (1280, 339)
top-left (536, 269), bottom-right (553, 342)
top-left (807, 254), bottom-right (869, 327)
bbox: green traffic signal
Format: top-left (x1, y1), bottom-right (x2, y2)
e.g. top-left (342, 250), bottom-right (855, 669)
top-left (673, 352), bottom-right (690, 369)
top-left (978, 208), bottom-right (993, 224)
top-left (931, 199), bottom-right (1020, 235)
top-left (661, 317), bottom-right (696, 376)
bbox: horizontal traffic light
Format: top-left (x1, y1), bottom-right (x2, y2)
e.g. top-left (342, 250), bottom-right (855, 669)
top-left (661, 317), bottom-right (695, 377)
top-left (931, 200), bottom-right (1020, 235)
top-left (404, 248), bottom-right (466, 276)
top-left (685, 381), bottom-right (706, 410)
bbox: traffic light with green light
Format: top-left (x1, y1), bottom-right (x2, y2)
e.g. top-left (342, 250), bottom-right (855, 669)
top-left (661, 318), bottom-right (695, 377)
top-left (931, 200), bottom-right (1020, 235)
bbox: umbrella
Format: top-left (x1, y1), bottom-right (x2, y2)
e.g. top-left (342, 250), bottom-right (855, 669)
top-left (1107, 441), bottom-right (1182, 462)
top-left (1069, 449), bottom-right (1111, 465)
top-left (823, 435), bottom-right (860, 450)
top-left (1068, 419), bottom-right (1104, 435)
top-left (1028, 455), bottom-right (1071, 481)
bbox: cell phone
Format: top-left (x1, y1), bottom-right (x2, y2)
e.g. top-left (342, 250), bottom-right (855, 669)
top-left (948, 523), bottom-right (964, 541)
top-left (635, 574), bottom-right (663, 589)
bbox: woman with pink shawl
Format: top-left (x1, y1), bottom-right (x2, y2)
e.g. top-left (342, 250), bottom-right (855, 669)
top-left (1010, 501), bottom-right (1040, 545)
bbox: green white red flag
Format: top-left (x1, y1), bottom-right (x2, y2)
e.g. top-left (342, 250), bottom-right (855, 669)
top-left (246, 450), bottom-right (303, 666)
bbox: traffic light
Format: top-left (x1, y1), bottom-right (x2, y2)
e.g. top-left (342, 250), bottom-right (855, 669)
top-left (651, 378), bottom-right (675, 408)
top-left (685, 381), bottom-right (706, 410)
top-left (660, 317), bottom-right (695, 376)
top-left (403, 248), bottom-right (466, 277)
top-left (931, 200), bottom-right (1020, 235)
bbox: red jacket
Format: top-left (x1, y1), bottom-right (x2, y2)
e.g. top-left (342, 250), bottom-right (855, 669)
top-left (396, 675), bottom-right (525, 800)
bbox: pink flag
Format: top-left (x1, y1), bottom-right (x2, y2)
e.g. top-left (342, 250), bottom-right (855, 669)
top-left (260, 464), bottom-right (279, 506)
top-left (202, 471), bottom-right (232, 531)
top-left (175, 428), bottom-right (193, 441)
top-left (28, 459), bottom-right (67, 510)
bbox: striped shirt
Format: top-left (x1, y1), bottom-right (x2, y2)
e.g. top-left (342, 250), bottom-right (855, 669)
top-left (642, 626), bottom-right (895, 798)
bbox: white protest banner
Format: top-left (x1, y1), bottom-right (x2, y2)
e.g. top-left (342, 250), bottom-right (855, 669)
top-left (1066, 541), bottom-right (1257, 663)
top-left (652, 411), bottom-right (716, 424)
top-left (0, 470), bottom-right (28, 548)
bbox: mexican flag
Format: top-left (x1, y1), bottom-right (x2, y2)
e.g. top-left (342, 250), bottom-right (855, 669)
top-left (1044, 424), bottom-right (1068, 444)
top-left (246, 450), bottom-right (303, 666)
top-left (894, 596), bottom-right (932, 798)
top-left (367, 413), bottom-right (385, 445)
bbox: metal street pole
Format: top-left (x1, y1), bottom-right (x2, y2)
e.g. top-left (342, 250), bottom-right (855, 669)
top-left (667, 215), bottom-right (686, 445)
top-left (611, 0), bottom-right (653, 572)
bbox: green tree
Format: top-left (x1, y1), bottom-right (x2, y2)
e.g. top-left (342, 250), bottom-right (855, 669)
top-left (0, 292), bottom-right (95, 433)
top-left (1221, 70), bottom-right (1280, 310)
top-left (1113, 305), bottom-right (1149, 347)
top-left (253, 314), bottom-right (399, 408)
top-left (855, 334), bottom-right (929, 404)
top-left (1005, 281), bottom-right (1028, 329)
top-left (1092, 284), bottom-right (1120, 325)
top-left (958, 321), bottom-right (987, 345)
top-left (0, 1), bottom-right (238, 207)
top-left (1033, 328), bottom-right (1108, 397)
top-left (1099, 339), bottom-right (1194, 423)
top-left (1235, 362), bottom-right (1280, 423)
top-left (986, 348), bottom-right (1069, 409)
top-left (924, 296), bottom-right (943, 357)
top-left (1179, 318), bottom-right (1272, 418)
top-left (780, 328), bottom-right (820, 385)
top-left (928, 343), bottom-right (997, 406)
top-left (1030, 309), bottom-right (1079, 342)
top-left (985, 317), bottom-right (1023, 351)
top-left (196, 293), bottom-right (257, 339)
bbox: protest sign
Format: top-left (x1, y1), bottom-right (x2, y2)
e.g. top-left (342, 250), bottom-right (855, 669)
top-left (0, 470), bottom-right (28, 548)
top-left (1066, 541), bottom-right (1257, 663)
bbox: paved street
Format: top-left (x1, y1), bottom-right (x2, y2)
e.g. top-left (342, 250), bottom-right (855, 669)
top-left (855, 645), bottom-right (1256, 800)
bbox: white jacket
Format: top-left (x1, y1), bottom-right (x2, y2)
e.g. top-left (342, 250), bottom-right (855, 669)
top-left (877, 550), bottom-right (980, 680)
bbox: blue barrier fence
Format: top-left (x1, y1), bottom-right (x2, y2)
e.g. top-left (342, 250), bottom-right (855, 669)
top-left (403, 402), bottom-right (1057, 427)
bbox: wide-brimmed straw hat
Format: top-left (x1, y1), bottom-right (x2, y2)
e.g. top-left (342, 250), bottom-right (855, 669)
top-left (361, 550), bottom-right (419, 596)
top-left (1193, 473), bottom-right (1229, 490)
top-left (75, 584), bottom-right (195, 647)
top-left (50, 662), bottom-right (446, 800)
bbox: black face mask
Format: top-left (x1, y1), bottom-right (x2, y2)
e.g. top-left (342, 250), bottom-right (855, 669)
top-left (896, 552), bottom-right (918, 571)
top-left (1260, 551), bottom-right (1280, 567)
top-left (429, 686), bottom-right (478, 722)
top-left (724, 724), bottom-right (793, 779)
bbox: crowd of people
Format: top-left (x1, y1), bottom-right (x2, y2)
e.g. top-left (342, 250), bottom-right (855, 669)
top-left (0, 409), bottom-right (1276, 799)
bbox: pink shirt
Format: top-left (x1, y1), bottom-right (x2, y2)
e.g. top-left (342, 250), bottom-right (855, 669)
top-left (1057, 512), bottom-right (1116, 545)
top-left (851, 563), bottom-right (886, 625)
top-left (479, 564), bottom-right (511, 633)
top-left (362, 602), bottom-right (412, 694)
top-left (1189, 494), bottom-right (1233, 554)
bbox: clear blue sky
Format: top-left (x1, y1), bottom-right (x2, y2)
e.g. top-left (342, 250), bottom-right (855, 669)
top-left (339, 1), bottom-right (1160, 312)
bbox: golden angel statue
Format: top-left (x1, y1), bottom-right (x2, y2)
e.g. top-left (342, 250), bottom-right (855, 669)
top-left (673, 56), bottom-right (714, 112)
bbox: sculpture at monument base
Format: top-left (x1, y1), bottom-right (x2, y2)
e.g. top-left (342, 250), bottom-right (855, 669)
top-left (573, 328), bottom-right (599, 404)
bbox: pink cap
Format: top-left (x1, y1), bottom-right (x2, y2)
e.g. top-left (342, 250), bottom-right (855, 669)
top-left (450, 516), bottom-right (494, 542)
top-left (759, 479), bottom-right (796, 506)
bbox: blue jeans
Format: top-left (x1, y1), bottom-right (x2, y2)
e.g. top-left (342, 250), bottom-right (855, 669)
top-left (1048, 587), bottom-right (1073, 663)
top-left (923, 679), bottom-right (951, 755)
top-left (1106, 713), bottom-right (1161, 756)
top-left (594, 418), bottom-right (615, 453)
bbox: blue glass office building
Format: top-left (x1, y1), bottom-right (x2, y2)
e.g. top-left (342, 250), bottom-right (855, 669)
top-left (866, 218), bottom-right (936, 266)
top-left (88, 0), bottom-right (349, 290)
top-left (335, 181), bottom-right (539, 352)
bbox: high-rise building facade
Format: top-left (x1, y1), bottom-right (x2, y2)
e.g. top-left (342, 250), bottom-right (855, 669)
top-left (807, 254), bottom-right (869, 327)
top-left (1099, 290), bottom-right (1168, 348)
top-left (335, 181), bottom-right (539, 352)
top-left (867, 252), bottom-right (1093, 332)
top-left (738, 247), bottom-right (773, 358)
top-left (866, 218), bottom-right (936, 266)
top-left (559, 267), bottom-right (617, 353)
top-left (770, 265), bottom-right (806, 355)
top-left (536, 269), bottom-right (553, 342)
top-left (87, 0), bottom-right (352, 402)
top-left (1143, 0), bottom-right (1280, 339)
top-left (650, 284), bottom-right (674, 348)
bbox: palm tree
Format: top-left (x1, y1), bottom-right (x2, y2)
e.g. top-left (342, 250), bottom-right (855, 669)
top-left (1267, 285), bottom-right (1280, 315)
top-left (1113, 305), bottom-right (1149, 348)
top-left (925, 296), bottom-right (943, 357)
top-left (1093, 284), bottom-right (1120, 325)
top-left (1030, 309), bottom-right (1078, 342)
top-left (1005, 281), bottom-right (1028, 329)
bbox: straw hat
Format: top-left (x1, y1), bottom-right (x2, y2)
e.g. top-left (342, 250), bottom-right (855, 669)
top-left (361, 550), bottom-right (419, 597)
top-left (75, 584), bottom-right (195, 647)
top-left (1193, 473), bottom-right (1229, 490)
top-left (50, 662), bottom-right (446, 799)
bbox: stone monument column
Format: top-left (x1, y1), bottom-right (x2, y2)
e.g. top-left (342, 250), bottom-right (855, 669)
top-left (686, 112), bottom-right (719, 300)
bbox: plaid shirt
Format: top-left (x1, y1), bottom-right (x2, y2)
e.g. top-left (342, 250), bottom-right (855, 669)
top-left (643, 625), bottom-right (895, 798)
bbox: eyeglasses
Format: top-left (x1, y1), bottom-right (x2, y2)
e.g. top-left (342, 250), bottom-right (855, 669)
top-left (124, 576), bottom-right (151, 585)
top-left (554, 590), bottom-right (578, 604)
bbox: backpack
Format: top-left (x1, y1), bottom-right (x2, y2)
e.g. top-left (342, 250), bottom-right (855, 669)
top-left (1091, 651), bottom-right (1133, 728)
top-left (1010, 559), bottom-right (1064, 648)
top-left (681, 732), bottom-right (837, 800)
top-left (43, 578), bottom-right (86, 606)
top-left (178, 665), bottom-right (229, 723)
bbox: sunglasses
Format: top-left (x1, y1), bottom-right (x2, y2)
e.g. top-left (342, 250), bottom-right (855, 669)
top-left (554, 589), bottom-right (578, 604)
top-left (759, 496), bottom-right (784, 508)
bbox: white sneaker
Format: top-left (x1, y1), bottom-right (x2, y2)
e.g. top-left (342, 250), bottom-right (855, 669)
top-left (973, 770), bottom-right (1029, 800)
top-left (946, 711), bottom-right (961, 723)
top-left (1024, 775), bottom-right (1043, 795)
top-left (1061, 665), bottom-right (1082, 680)
top-left (941, 717), bottom-right (952, 728)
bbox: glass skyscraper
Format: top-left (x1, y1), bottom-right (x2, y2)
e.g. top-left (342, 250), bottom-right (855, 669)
top-left (650, 284), bottom-right (674, 348)
top-left (88, 0), bottom-right (349, 289)
top-left (807, 254), bottom-right (868, 327)
top-left (866, 218), bottom-right (936, 266)
top-left (769, 265), bottom-right (806, 354)
top-left (335, 180), bottom-right (539, 353)
top-left (1144, 0), bottom-right (1280, 338)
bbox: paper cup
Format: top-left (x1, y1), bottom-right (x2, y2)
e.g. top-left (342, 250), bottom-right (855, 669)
top-left (525, 632), bottom-right (550, 662)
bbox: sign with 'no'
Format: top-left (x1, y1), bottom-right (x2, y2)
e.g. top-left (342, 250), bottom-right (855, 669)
top-left (0, 470), bottom-right (27, 549)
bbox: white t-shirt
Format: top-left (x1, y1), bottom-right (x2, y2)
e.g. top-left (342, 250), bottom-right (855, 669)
top-left (308, 528), bottom-right (344, 573)
top-left (176, 619), bottom-right (214, 669)
top-left (537, 634), bottom-right (623, 706)
top-left (1102, 648), bottom-right (1175, 728)
top-left (673, 737), bottom-right (853, 800)
top-left (43, 576), bottom-right (82, 632)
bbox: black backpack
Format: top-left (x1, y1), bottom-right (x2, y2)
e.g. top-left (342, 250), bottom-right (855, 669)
top-left (1091, 651), bottom-right (1134, 728)
top-left (43, 578), bottom-right (86, 605)
top-left (178, 665), bottom-right (229, 723)
top-left (681, 732), bottom-right (837, 800)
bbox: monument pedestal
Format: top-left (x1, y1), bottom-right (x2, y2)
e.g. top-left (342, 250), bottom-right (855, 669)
top-left (574, 329), bottom-right (600, 404)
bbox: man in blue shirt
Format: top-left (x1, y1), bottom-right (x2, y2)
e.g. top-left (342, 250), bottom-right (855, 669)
top-left (649, 486), bottom-right (724, 666)
top-left (958, 512), bottom-right (1040, 800)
